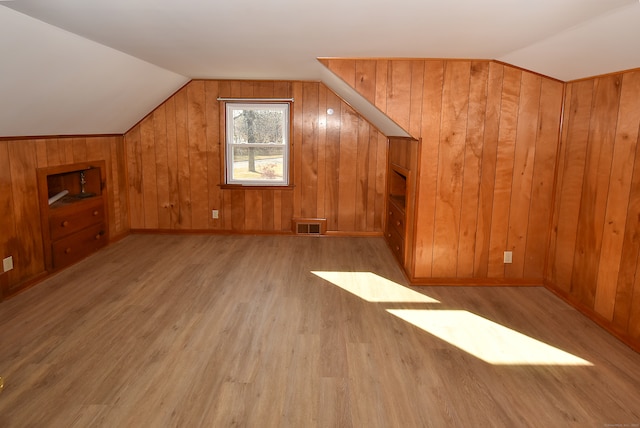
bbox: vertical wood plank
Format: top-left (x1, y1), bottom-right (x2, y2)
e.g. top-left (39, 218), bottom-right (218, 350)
top-left (231, 190), bottom-right (245, 231)
top-left (46, 139), bottom-right (64, 166)
top-left (316, 84), bottom-right (328, 221)
top-left (487, 66), bottom-right (521, 278)
top-left (187, 81), bottom-right (209, 229)
top-left (355, 118), bottom-right (370, 231)
top-left (324, 90), bottom-right (342, 231)
top-left (165, 95), bottom-right (180, 228)
top-left (113, 136), bottom-right (129, 237)
top-left (413, 60), bottom-right (444, 278)
top-left (72, 138), bottom-right (88, 163)
top-left (223, 190), bottom-right (232, 230)
top-left (473, 63), bottom-right (504, 277)
top-left (280, 189), bottom-right (294, 232)
top-left (629, 260), bottom-right (640, 340)
top-left (140, 115), bottom-right (159, 229)
top-left (337, 104), bottom-right (359, 232)
top-left (205, 81), bottom-right (221, 229)
top-left (505, 73), bottom-right (541, 278)
top-left (292, 82), bottom-right (304, 219)
top-left (0, 141), bottom-right (17, 293)
top-left (525, 79), bottom-right (563, 278)
top-left (386, 61), bottom-right (412, 133)
top-left (274, 190), bottom-right (283, 231)
top-left (262, 189), bottom-right (275, 231)
top-left (327, 59), bottom-right (356, 87)
top-left (366, 128), bottom-right (379, 231)
top-left (550, 81), bottom-right (593, 290)
top-left (35, 139), bottom-right (48, 168)
top-left (7, 140), bottom-right (44, 282)
top-left (571, 75), bottom-right (621, 308)
top-left (374, 133), bottom-right (388, 232)
top-left (154, 104), bottom-right (171, 229)
top-left (175, 87), bottom-right (192, 229)
top-left (612, 124), bottom-right (640, 329)
top-left (457, 61), bottom-right (489, 277)
top-left (409, 61), bottom-right (425, 139)
top-left (301, 82), bottom-right (319, 218)
top-left (245, 190), bottom-right (263, 231)
top-left (125, 127), bottom-right (145, 229)
top-left (594, 71), bottom-right (640, 320)
top-left (374, 60), bottom-right (389, 114)
top-left (63, 139), bottom-right (75, 164)
top-left (432, 61), bottom-right (471, 277)
top-left (355, 60), bottom-right (377, 105)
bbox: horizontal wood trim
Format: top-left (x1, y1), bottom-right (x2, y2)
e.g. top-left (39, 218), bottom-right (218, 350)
top-left (409, 277), bottom-right (544, 286)
top-left (130, 228), bottom-right (291, 236)
top-left (219, 184), bottom-right (295, 191)
top-left (2, 271), bottom-right (49, 300)
top-left (0, 134), bottom-right (122, 142)
top-left (324, 231), bottom-right (383, 237)
top-left (130, 228), bottom-right (385, 238)
top-left (544, 280), bottom-right (640, 354)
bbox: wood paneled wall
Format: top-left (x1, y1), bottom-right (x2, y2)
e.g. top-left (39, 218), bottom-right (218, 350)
top-left (322, 59), bottom-right (564, 282)
top-left (0, 136), bottom-right (129, 298)
top-left (548, 69), bottom-right (640, 343)
top-left (124, 80), bottom-right (388, 234)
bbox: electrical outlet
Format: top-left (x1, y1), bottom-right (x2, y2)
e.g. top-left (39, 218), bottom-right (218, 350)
top-left (212, 210), bottom-right (219, 219)
top-left (3, 256), bottom-right (13, 272)
top-left (503, 251), bottom-right (513, 264)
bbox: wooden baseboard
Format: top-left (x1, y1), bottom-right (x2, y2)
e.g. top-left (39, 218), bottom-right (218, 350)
top-left (543, 280), bottom-right (640, 354)
top-left (130, 228), bottom-right (292, 236)
top-left (324, 231), bottom-right (384, 237)
top-left (409, 277), bottom-right (544, 286)
top-left (1, 270), bottom-right (49, 301)
top-left (130, 228), bottom-right (384, 238)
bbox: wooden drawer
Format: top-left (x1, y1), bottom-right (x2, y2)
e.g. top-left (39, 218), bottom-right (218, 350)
top-left (52, 223), bottom-right (107, 269)
top-left (387, 200), bottom-right (405, 236)
top-left (50, 199), bottom-right (104, 240)
top-left (385, 225), bottom-right (404, 263)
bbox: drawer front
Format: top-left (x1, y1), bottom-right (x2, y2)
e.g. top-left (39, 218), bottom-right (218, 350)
top-left (386, 225), bottom-right (405, 264)
top-left (50, 202), bottom-right (105, 240)
top-left (387, 201), bottom-right (405, 236)
top-left (52, 223), bottom-right (107, 269)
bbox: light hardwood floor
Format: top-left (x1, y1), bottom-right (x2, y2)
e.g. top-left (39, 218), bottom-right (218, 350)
top-left (1, 234), bottom-right (640, 427)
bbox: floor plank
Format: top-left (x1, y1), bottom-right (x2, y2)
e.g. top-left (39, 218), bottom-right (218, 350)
top-left (1, 234), bottom-right (640, 427)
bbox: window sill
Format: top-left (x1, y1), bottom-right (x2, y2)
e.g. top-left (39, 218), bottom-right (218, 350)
top-left (219, 184), bottom-right (295, 191)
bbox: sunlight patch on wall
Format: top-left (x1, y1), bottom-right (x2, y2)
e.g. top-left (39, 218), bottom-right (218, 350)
top-left (387, 309), bottom-right (592, 366)
top-left (311, 271), bottom-right (439, 303)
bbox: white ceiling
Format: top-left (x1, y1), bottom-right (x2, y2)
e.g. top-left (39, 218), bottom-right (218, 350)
top-left (1, 0), bottom-right (639, 137)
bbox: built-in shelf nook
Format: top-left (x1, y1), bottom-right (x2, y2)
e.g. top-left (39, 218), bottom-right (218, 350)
top-left (37, 161), bottom-right (109, 271)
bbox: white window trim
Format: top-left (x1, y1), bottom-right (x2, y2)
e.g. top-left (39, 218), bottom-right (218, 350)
top-left (225, 102), bottom-right (291, 186)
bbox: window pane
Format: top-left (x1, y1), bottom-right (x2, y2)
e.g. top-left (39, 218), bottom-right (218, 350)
top-left (231, 146), bottom-right (285, 182)
top-left (230, 106), bottom-right (286, 145)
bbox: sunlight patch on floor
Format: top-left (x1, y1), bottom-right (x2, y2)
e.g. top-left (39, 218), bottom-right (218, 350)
top-left (388, 309), bottom-right (593, 366)
top-left (311, 271), bottom-right (439, 303)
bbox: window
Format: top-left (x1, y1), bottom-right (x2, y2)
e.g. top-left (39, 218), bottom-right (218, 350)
top-left (225, 102), bottom-right (290, 186)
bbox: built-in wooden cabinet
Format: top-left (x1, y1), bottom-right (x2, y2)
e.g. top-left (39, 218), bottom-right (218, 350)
top-left (385, 137), bottom-right (418, 275)
top-left (37, 162), bottom-right (108, 271)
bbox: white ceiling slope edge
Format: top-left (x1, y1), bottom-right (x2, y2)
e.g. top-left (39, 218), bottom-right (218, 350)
top-left (2, 0), bottom-right (640, 137)
top-left (0, 7), bottom-right (188, 137)
top-left (498, 2), bottom-right (640, 82)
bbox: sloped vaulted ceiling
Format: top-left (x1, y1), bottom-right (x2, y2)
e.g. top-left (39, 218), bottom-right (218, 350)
top-left (1, 0), bottom-right (640, 137)
top-left (0, 6), bottom-right (188, 137)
